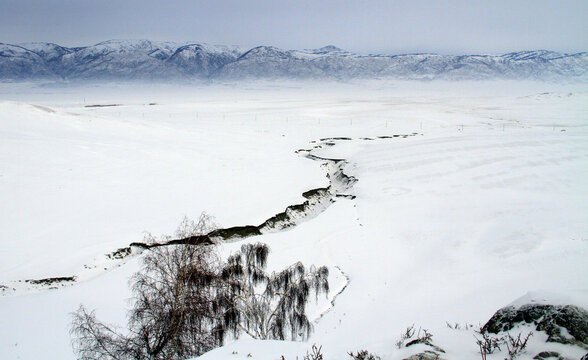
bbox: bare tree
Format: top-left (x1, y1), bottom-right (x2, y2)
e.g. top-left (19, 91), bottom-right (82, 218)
top-left (129, 243), bottom-right (221, 358)
top-left (71, 306), bottom-right (137, 360)
top-left (218, 243), bottom-right (330, 341)
top-left (72, 214), bottom-right (223, 360)
top-left (71, 217), bottom-right (330, 359)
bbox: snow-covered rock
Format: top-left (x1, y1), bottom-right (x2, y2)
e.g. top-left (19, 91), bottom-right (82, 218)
top-left (479, 292), bottom-right (588, 360)
top-left (482, 303), bottom-right (588, 346)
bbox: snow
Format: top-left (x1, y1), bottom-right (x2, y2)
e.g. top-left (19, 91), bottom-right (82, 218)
top-left (2, 40), bottom-right (587, 80)
top-left (0, 79), bottom-right (587, 359)
top-left (507, 290), bottom-right (588, 309)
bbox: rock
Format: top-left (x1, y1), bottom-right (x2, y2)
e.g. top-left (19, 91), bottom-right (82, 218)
top-left (533, 351), bottom-right (562, 359)
top-left (403, 352), bottom-right (443, 360)
top-left (533, 351), bottom-right (578, 360)
top-left (405, 339), bottom-right (445, 353)
top-left (482, 304), bottom-right (588, 347)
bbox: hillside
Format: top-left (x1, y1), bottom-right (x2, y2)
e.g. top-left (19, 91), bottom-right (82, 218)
top-left (1, 40), bottom-right (586, 81)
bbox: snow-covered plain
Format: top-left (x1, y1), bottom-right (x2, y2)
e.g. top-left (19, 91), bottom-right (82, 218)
top-left (0, 80), bottom-right (586, 359)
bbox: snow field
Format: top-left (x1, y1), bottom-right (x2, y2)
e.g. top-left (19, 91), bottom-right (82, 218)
top-left (0, 80), bottom-right (586, 359)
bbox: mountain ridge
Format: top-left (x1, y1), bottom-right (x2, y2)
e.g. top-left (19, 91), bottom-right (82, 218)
top-left (1, 40), bottom-right (586, 81)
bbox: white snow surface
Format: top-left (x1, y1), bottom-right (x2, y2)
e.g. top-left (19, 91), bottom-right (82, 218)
top-left (507, 290), bottom-right (588, 309)
top-left (0, 80), bottom-right (587, 359)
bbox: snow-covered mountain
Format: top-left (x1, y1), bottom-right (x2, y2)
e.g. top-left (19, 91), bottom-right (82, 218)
top-left (0, 43), bottom-right (56, 79)
top-left (0, 40), bottom-right (586, 81)
top-left (167, 43), bottom-right (243, 77)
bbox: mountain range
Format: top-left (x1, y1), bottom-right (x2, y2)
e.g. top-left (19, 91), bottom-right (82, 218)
top-left (1, 39), bottom-right (586, 81)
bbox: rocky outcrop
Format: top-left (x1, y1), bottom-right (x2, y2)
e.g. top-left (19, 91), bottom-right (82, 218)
top-left (482, 304), bottom-right (588, 348)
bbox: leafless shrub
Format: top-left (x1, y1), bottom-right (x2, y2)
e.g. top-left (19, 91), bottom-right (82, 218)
top-left (505, 332), bottom-right (532, 359)
top-left (474, 333), bottom-right (502, 360)
top-left (396, 325), bottom-right (434, 348)
top-left (348, 349), bottom-right (381, 360)
top-left (396, 324), bottom-right (416, 348)
top-left (416, 328), bottom-right (433, 343)
top-left (304, 344), bottom-right (324, 360)
top-left (446, 321), bottom-right (475, 330)
top-left (474, 331), bottom-right (532, 360)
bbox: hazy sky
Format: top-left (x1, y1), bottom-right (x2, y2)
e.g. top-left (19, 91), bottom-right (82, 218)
top-left (1, 0), bottom-right (586, 54)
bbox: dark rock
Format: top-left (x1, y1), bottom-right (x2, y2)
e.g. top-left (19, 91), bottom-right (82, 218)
top-left (107, 247), bottom-right (132, 259)
top-left (533, 351), bottom-right (570, 359)
top-left (405, 339), bottom-right (445, 354)
top-left (302, 187), bottom-right (329, 199)
top-left (482, 304), bottom-right (588, 347)
top-left (533, 351), bottom-right (561, 359)
top-left (25, 276), bottom-right (76, 286)
top-left (208, 226), bottom-right (262, 240)
top-left (403, 352), bottom-right (443, 360)
top-left (166, 234), bottom-right (214, 246)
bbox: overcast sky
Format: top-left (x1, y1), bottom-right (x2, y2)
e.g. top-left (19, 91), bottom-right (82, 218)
top-left (1, 0), bottom-right (586, 54)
